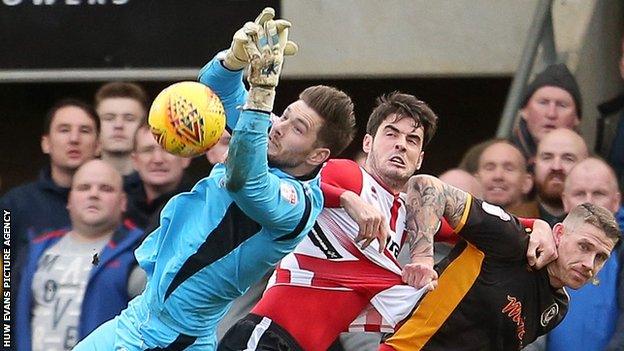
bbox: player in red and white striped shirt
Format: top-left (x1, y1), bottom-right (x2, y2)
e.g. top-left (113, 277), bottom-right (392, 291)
top-left (219, 92), bottom-right (440, 351)
top-left (218, 93), bottom-right (557, 351)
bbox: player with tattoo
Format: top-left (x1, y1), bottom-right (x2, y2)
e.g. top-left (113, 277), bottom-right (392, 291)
top-left (219, 92), bottom-right (438, 351)
top-left (381, 175), bottom-right (620, 350)
top-left (219, 94), bottom-right (557, 351)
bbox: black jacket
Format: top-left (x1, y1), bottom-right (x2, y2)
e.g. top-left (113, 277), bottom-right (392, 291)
top-left (123, 172), bottom-right (192, 232)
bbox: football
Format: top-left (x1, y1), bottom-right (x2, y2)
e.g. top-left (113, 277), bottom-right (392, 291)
top-left (148, 81), bottom-right (226, 157)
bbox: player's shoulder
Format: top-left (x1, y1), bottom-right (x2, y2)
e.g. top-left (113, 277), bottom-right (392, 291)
top-left (473, 198), bottom-right (514, 221)
top-left (462, 197), bottom-right (524, 234)
top-left (463, 198), bottom-right (528, 253)
top-left (321, 158), bottom-right (364, 193)
top-left (323, 158), bottom-right (361, 173)
top-left (325, 158), bottom-right (359, 167)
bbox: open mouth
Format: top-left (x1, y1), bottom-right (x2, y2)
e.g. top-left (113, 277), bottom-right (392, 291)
top-left (389, 156), bottom-right (405, 166)
top-left (488, 185), bottom-right (507, 193)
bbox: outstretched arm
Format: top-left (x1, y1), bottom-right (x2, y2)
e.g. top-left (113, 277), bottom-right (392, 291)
top-left (225, 7), bottom-right (294, 193)
top-left (218, 8), bottom-right (306, 233)
top-left (197, 54), bottom-right (247, 132)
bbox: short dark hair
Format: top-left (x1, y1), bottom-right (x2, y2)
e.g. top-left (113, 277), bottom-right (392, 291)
top-left (43, 98), bottom-right (100, 135)
top-left (565, 203), bottom-right (621, 245)
top-left (366, 92), bottom-right (438, 147)
top-left (299, 85), bottom-right (356, 156)
top-left (94, 82), bottom-right (149, 115)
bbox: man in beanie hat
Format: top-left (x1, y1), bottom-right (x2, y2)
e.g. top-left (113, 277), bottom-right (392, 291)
top-left (511, 63), bottom-right (582, 165)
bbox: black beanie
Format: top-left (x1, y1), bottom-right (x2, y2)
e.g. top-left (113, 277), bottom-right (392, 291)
top-left (521, 63), bottom-right (582, 118)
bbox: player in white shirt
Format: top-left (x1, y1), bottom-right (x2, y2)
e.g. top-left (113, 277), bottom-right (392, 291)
top-left (218, 93), bottom-right (557, 351)
top-left (219, 92), bottom-right (439, 351)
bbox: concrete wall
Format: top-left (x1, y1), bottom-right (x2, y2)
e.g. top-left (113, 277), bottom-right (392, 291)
top-left (282, 0), bottom-right (539, 77)
top-left (282, 0), bottom-right (624, 149)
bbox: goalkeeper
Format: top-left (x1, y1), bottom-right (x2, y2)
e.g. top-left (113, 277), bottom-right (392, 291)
top-left (74, 7), bottom-right (356, 350)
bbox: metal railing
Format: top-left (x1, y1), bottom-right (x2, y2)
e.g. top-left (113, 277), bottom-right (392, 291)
top-left (496, 0), bottom-right (557, 138)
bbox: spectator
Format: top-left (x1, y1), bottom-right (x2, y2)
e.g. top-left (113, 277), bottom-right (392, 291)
top-left (439, 168), bottom-right (484, 198)
top-left (95, 82), bottom-right (149, 176)
top-left (124, 124), bottom-right (191, 229)
top-left (15, 160), bottom-right (145, 351)
top-left (475, 139), bottom-right (535, 217)
top-left (458, 139), bottom-right (495, 174)
top-left (546, 157), bottom-right (624, 351)
top-left (531, 128), bottom-right (588, 226)
top-left (0, 99), bottom-right (100, 288)
top-left (512, 63), bottom-right (582, 165)
top-left (597, 35), bottom-right (624, 193)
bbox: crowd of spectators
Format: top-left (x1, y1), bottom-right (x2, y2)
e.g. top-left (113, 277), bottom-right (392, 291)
top-left (446, 58), bottom-right (624, 350)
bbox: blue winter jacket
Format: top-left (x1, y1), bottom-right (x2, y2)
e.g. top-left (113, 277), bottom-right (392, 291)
top-left (15, 222), bottom-right (144, 351)
top-left (0, 167), bottom-right (71, 255)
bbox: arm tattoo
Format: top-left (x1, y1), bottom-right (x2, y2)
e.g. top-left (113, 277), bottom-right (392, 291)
top-left (405, 175), bottom-right (468, 261)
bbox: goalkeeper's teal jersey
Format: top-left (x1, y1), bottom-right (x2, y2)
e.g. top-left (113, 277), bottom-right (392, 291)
top-left (73, 56), bottom-right (323, 351)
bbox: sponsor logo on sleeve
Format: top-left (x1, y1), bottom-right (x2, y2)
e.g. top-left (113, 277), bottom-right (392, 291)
top-left (280, 182), bottom-right (299, 205)
top-left (540, 303), bottom-right (559, 327)
top-left (482, 201), bottom-right (511, 221)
